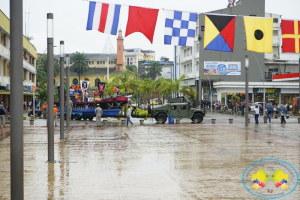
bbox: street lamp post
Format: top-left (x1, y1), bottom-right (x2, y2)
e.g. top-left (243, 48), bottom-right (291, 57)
top-left (10, 0), bottom-right (24, 198)
top-left (245, 55), bottom-right (249, 127)
top-left (59, 41), bottom-right (65, 139)
top-left (66, 54), bottom-right (70, 127)
top-left (47, 13), bottom-right (55, 162)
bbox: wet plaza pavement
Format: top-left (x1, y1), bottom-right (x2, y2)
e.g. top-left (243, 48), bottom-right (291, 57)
top-left (0, 112), bottom-right (300, 199)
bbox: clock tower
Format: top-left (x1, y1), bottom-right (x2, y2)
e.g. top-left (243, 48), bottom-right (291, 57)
top-left (116, 30), bottom-right (124, 71)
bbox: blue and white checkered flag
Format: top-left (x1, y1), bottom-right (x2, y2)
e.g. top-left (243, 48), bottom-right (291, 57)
top-left (164, 10), bottom-right (197, 46)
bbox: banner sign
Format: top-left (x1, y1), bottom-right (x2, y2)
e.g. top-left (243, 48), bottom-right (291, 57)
top-left (204, 61), bottom-right (241, 75)
top-left (253, 88), bottom-right (281, 94)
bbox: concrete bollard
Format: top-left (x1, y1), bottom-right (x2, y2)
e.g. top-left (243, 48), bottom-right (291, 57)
top-left (264, 116), bottom-right (268, 123)
top-left (193, 119), bottom-right (197, 124)
top-left (30, 119), bottom-right (34, 125)
top-left (103, 119), bottom-right (107, 125)
top-left (176, 119), bottom-right (180, 124)
top-left (140, 119), bottom-right (144, 125)
top-left (85, 120), bottom-right (88, 125)
top-left (229, 119), bottom-right (233, 123)
top-left (211, 119), bottom-right (216, 124)
top-left (158, 119), bottom-right (162, 124)
top-left (121, 119), bottom-right (126, 125)
top-left (248, 118), bottom-right (250, 123)
top-left (23, 116), bottom-right (26, 120)
top-left (286, 115), bottom-right (289, 119)
top-left (8, 116), bottom-right (10, 120)
top-left (30, 115), bottom-right (34, 119)
top-left (298, 118), bottom-right (300, 123)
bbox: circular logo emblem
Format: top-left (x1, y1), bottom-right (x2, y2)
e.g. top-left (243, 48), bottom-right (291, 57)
top-left (242, 159), bottom-right (299, 199)
top-left (254, 29), bottom-right (264, 40)
top-left (217, 64), bottom-right (226, 74)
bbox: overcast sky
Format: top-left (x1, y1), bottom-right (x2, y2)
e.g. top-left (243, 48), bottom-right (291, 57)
top-left (1, 0), bottom-right (300, 60)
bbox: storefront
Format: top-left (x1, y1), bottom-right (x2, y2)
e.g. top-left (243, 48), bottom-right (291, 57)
top-left (253, 88), bottom-right (280, 104)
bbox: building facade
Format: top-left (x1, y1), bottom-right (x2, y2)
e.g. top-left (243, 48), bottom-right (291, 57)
top-left (0, 10), bottom-right (37, 108)
top-left (124, 48), bottom-right (155, 67)
top-left (179, 0), bottom-right (299, 106)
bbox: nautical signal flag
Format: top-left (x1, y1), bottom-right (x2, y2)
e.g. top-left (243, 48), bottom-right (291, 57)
top-left (203, 14), bottom-right (236, 52)
top-left (125, 6), bottom-right (159, 43)
top-left (164, 10), bottom-right (197, 46)
top-left (86, 2), bottom-right (121, 35)
top-left (281, 19), bottom-right (300, 53)
top-left (244, 17), bottom-right (273, 53)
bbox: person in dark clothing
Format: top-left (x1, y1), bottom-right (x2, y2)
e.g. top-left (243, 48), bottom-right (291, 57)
top-left (0, 105), bottom-right (6, 127)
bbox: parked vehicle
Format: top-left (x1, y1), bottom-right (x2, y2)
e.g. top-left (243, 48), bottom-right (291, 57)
top-left (149, 96), bottom-right (205, 123)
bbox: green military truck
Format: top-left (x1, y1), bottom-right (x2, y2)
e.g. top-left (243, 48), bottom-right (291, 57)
top-left (149, 96), bottom-right (205, 123)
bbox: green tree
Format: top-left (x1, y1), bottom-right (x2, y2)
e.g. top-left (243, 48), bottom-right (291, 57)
top-left (146, 61), bottom-right (162, 80)
top-left (70, 52), bottom-right (89, 81)
top-left (172, 74), bottom-right (187, 95)
top-left (110, 70), bottom-right (135, 94)
top-left (179, 86), bottom-right (197, 101)
top-left (126, 65), bottom-right (137, 74)
top-left (36, 55), bottom-right (60, 85)
top-left (139, 72), bottom-right (147, 80)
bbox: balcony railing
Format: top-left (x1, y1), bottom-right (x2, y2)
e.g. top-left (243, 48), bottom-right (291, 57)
top-left (0, 75), bottom-right (10, 85)
top-left (0, 43), bottom-right (10, 58)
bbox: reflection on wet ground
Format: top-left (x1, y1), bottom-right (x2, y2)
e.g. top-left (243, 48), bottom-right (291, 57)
top-left (0, 114), bottom-right (299, 199)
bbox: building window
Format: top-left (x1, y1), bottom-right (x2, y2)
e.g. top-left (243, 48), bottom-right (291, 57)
top-left (127, 58), bottom-right (129, 65)
top-left (196, 43), bottom-right (199, 53)
top-left (92, 61), bottom-right (94, 65)
top-left (184, 65), bottom-right (187, 74)
top-left (114, 61), bottom-right (116, 64)
top-left (89, 61), bottom-right (91, 64)
top-left (72, 78), bottom-right (78, 85)
top-left (273, 18), bottom-right (278, 23)
top-left (184, 49), bottom-right (187, 57)
top-left (201, 26), bottom-right (205, 31)
top-left (187, 48), bottom-right (190, 56)
top-left (97, 61), bottom-right (99, 65)
top-left (196, 61), bottom-right (199, 72)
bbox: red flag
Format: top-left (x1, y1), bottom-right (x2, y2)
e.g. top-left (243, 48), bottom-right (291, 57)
top-left (125, 6), bottom-right (159, 43)
top-left (281, 19), bottom-right (300, 53)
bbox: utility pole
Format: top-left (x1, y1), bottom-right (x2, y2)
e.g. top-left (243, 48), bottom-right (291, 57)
top-left (10, 0), bottom-right (24, 198)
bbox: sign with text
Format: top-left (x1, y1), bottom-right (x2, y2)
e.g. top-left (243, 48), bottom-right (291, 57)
top-left (253, 88), bottom-right (281, 94)
top-left (204, 61), bottom-right (241, 75)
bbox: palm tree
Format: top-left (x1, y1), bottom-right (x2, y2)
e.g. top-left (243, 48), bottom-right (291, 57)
top-left (110, 70), bottom-right (135, 94)
top-left (126, 65), bottom-right (137, 75)
top-left (70, 52), bottom-right (89, 81)
top-left (146, 61), bottom-right (162, 80)
top-left (36, 55), bottom-right (60, 85)
top-left (172, 74), bottom-right (187, 96)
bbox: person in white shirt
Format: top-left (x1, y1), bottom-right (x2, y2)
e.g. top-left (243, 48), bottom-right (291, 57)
top-left (126, 105), bottom-right (133, 127)
top-left (254, 106), bottom-right (260, 124)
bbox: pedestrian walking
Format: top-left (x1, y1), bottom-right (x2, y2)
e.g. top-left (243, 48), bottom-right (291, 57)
top-left (94, 104), bottom-right (103, 126)
top-left (254, 105), bottom-right (260, 124)
top-left (267, 110), bottom-right (272, 124)
top-left (54, 105), bottom-right (58, 126)
top-left (0, 105), bottom-right (6, 128)
top-left (69, 97), bottom-right (73, 120)
top-left (42, 102), bottom-right (48, 119)
top-left (126, 105), bottom-right (133, 127)
top-left (280, 110), bottom-right (286, 124)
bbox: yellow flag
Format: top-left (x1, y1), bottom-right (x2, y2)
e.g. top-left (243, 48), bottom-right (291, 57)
top-left (244, 17), bottom-right (273, 53)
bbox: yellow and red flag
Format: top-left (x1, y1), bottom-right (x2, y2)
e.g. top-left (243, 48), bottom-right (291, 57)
top-left (281, 19), bottom-right (300, 53)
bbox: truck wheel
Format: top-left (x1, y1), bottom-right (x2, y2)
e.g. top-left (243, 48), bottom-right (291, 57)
top-left (75, 114), bottom-right (81, 120)
top-left (192, 113), bottom-right (203, 123)
top-left (156, 113), bottom-right (167, 123)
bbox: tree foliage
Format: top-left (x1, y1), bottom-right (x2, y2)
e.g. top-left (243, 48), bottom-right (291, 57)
top-left (36, 55), bottom-right (60, 85)
top-left (146, 61), bottom-right (162, 80)
top-left (70, 52), bottom-right (89, 81)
